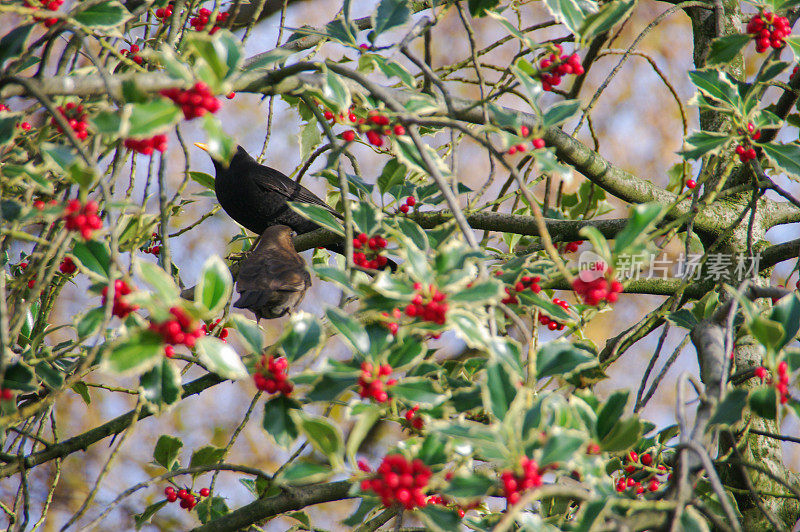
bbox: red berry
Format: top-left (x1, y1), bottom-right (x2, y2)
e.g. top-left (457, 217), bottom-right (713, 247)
top-left (686, 179), bottom-right (697, 189)
top-left (342, 130), bottom-right (356, 142)
top-left (199, 488), bottom-right (210, 497)
top-left (399, 204), bottom-right (409, 213)
top-left (393, 124), bottom-right (406, 135)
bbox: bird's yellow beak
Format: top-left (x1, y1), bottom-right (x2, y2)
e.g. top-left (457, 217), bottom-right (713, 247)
top-left (194, 142), bottom-right (210, 153)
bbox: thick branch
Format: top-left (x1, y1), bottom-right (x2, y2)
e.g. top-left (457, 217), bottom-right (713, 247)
top-left (760, 238), bottom-right (800, 270)
top-left (190, 480), bottom-right (353, 532)
top-left (292, 212), bottom-right (629, 251)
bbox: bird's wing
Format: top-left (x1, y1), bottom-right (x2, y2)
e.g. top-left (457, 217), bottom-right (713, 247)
top-left (236, 248), bottom-right (308, 294)
top-left (234, 251), bottom-right (310, 318)
top-left (250, 166), bottom-right (343, 218)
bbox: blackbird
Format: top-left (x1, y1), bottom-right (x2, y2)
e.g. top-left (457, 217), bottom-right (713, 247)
top-left (195, 143), bottom-right (342, 235)
top-left (233, 225), bottom-right (311, 321)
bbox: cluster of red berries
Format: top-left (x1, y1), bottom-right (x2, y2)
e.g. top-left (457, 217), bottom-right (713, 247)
top-left (614, 451), bottom-right (666, 494)
top-left (734, 122), bottom-right (760, 163)
top-left (23, 0), bottom-right (63, 27)
top-left (101, 279), bottom-right (139, 318)
top-left (160, 82), bottom-right (220, 120)
top-left (358, 362), bottom-right (396, 403)
top-left (563, 240), bottom-right (583, 253)
top-left (0, 389), bottom-right (14, 400)
top-left (359, 454), bottom-right (431, 509)
top-left (539, 45), bottom-right (584, 91)
top-left (189, 8), bottom-right (230, 33)
top-left (252, 355), bottom-right (293, 395)
top-left (142, 233), bottom-right (162, 255)
top-left (539, 297), bottom-right (570, 331)
top-left (149, 307), bottom-right (203, 348)
top-left (59, 257), bottom-right (77, 274)
top-left (500, 274), bottom-right (542, 305)
top-left (164, 486), bottom-right (210, 510)
top-left (124, 134), bottom-right (168, 155)
top-left (155, 3), bottom-right (173, 19)
top-left (63, 199), bottom-right (102, 239)
top-left (404, 283), bottom-right (448, 325)
top-left (120, 44), bottom-right (143, 65)
top-left (508, 126), bottom-right (546, 154)
top-left (404, 404), bottom-right (424, 431)
top-left (51, 103), bottom-right (89, 140)
top-left (352, 232), bottom-right (389, 269)
top-left (322, 106), bottom-right (405, 147)
top-left (755, 361), bottom-right (791, 404)
top-left (572, 273), bottom-right (623, 306)
top-left (746, 12), bottom-right (791, 53)
top-left (501, 457), bottom-right (543, 505)
top-left (398, 196), bottom-right (416, 214)
top-left (380, 307), bottom-right (443, 339)
top-left (200, 318), bottom-right (229, 341)
top-left (735, 145), bottom-right (758, 163)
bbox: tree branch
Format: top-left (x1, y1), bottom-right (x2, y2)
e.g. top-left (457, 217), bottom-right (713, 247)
top-left (189, 480), bottom-right (354, 532)
top-left (292, 212), bottom-right (630, 252)
top-left (760, 238), bottom-right (800, 270)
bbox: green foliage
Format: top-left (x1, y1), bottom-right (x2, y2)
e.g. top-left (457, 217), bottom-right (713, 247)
top-left (153, 434), bottom-right (183, 470)
top-left (3, 1), bottom-right (798, 530)
top-left (73, 0), bottom-right (131, 28)
top-left (195, 255), bottom-right (233, 316)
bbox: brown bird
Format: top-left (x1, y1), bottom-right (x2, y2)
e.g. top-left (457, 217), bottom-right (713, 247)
top-left (233, 225), bottom-right (311, 321)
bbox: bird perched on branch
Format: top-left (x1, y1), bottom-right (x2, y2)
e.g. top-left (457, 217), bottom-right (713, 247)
top-left (195, 143), bottom-right (342, 236)
top-left (234, 225), bottom-right (311, 321)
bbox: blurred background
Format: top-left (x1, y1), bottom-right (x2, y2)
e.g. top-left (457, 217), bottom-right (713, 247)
top-left (1, 0), bottom-right (799, 529)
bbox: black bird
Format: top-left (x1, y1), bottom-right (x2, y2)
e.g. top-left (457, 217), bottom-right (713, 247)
top-left (234, 225), bottom-right (312, 321)
top-left (195, 143), bottom-right (342, 235)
